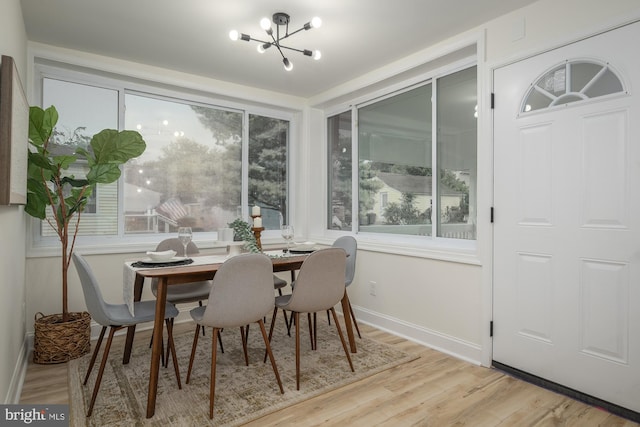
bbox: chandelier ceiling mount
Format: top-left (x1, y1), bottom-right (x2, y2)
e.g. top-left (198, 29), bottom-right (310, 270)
top-left (229, 12), bottom-right (322, 71)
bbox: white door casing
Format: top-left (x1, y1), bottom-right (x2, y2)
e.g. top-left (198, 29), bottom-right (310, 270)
top-left (493, 21), bottom-right (640, 412)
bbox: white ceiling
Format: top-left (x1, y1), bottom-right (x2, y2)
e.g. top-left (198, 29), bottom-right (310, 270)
top-left (20, 0), bottom-right (539, 98)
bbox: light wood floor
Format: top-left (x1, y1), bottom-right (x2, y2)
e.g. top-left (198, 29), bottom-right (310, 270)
top-left (20, 321), bottom-right (638, 426)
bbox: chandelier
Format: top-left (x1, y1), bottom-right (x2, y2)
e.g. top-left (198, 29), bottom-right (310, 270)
top-left (229, 12), bottom-right (322, 71)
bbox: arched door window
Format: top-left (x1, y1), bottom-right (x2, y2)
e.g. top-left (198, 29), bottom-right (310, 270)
top-left (521, 59), bottom-right (626, 113)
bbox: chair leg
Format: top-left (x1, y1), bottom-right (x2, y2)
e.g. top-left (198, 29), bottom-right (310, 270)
top-left (283, 309), bottom-right (291, 337)
top-left (329, 308), bottom-right (354, 373)
top-left (327, 310), bottom-right (331, 325)
top-left (87, 327), bottom-right (118, 417)
top-left (186, 324), bottom-right (201, 384)
top-left (166, 318), bottom-right (182, 389)
top-left (217, 330), bottom-right (224, 353)
top-left (348, 300), bottom-right (362, 339)
top-left (295, 312), bottom-right (301, 390)
top-left (199, 301), bottom-right (206, 336)
top-left (163, 318), bottom-right (174, 368)
top-left (258, 319), bottom-right (284, 394)
top-left (307, 313), bottom-right (314, 350)
top-left (209, 327), bottom-right (220, 419)
top-left (313, 312), bottom-right (318, 350)
top-left (152, 320), bottom-right (168, 368)
top-left (84, 326), bottom-right (106, 385)
top-left (264, 307), bottom-right (278, 363)
top-left (240, 326), bottom-right (249, 366)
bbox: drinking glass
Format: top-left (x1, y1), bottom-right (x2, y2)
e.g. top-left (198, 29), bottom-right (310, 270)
top-left (177, 227), bottom-right (192, 258)
top-left (281, 225), bottom-right (294, 253)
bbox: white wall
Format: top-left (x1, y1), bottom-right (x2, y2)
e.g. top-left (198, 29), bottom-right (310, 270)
top-left (21, 0), bottom-right (640, 378)
top-left (0, 0), bottom-right (28, 404)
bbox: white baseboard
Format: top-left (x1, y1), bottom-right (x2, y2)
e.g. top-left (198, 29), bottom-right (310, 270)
top-left (348, 304), bottom-right (483, 366)
top-left (5, 335), bottom-right (30, 404)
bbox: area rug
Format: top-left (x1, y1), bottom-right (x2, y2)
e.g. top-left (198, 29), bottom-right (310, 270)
top-left (68, 316), bottom-right (418, 426)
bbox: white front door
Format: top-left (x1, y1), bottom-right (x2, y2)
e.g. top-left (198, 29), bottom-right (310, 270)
top-left (493, 21), bottom-right (640, 413)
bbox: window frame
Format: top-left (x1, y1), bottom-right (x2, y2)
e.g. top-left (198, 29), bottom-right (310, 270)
top-left (324, 56), bottom-right (478, 254)
top-left (28, 61), bottom-right (296, 255)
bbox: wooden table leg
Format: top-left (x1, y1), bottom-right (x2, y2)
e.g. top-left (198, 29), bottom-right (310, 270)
top-left (123, 274), bottom-right (145, 364)
top-left (340, 290), bottom-right (357, 353)
top-left (146, 277), bottom-right (167, 418)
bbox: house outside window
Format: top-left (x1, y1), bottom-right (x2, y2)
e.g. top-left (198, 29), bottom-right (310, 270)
top-left (328, 65), bottom-right (477, 240)
top-left (36, 68), bottom-right (290, 243)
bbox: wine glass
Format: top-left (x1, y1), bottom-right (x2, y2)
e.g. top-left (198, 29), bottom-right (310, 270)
top-left (281, 225), bottom-right (294, 253)
top-left (177, 227), bottom-right (192, 258)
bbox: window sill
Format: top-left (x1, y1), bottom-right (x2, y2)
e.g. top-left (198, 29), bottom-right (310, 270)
top-left (313, 232), bottom-right (481, 266)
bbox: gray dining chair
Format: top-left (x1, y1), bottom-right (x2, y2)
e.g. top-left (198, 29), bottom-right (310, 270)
top-left (151, 238), bottom-right (212, 305)
top-left (267, 247), bottom-right (354, 390)
top-left (329, 236), bottom-right (360, 338)
top-left (185, 253), bottom-right (284, 419)
top-left (150, 238), bottom-right (221, 364)
top-left (72, 252), bottom-right (181, 417)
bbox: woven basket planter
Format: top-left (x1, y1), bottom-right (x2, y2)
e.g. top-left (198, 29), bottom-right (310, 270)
top-left (33, 311), bottom-right (91, 364)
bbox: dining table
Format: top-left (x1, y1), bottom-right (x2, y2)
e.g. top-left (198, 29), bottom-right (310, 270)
top-left (122, 250), bottom-right (358, 418)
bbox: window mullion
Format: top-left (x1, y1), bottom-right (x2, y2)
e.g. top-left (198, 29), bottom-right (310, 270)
top-left (118, 88), bottom-right (127, 237)
top-left (431, 80), bottom-right (438, 239)
top-left (241, 111), bottom-right (249, 219)
top-left (352, 106), bottom-right (359, 233)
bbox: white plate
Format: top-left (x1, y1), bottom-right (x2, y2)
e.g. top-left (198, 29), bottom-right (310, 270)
top-left (293, 244), bottom-right (316, 251)
top-left (140, 257), bottom-right (186, 264)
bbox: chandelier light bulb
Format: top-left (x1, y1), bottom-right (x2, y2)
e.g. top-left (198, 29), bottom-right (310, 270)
top-left (257, 44), bottom-right (265, 54)
top-left (311, 17), bottom-right (322, 28)
top-left (229, 30), bottom-right (239, 41)
top-left (260, 17), bottom-right (272, 30)
top-left (283, 58), bottom-right (293, 71)
top-left (314, 50), bottom-right (322, 60)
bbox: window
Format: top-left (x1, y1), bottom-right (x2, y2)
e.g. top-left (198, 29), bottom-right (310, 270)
top-left (380, 192), bottom-right (388, 208)
top-left (327, 110), bottom-right (352, 231)
top-left (123, 93), bottom-right (243, 234)
top-left (521, 60), bottom-right (625, 113)
top-left (248, 114), bottom-right (289, 229)
top-left (41, 78), bottom-right (118, 237)
top-left (37, 67), bottom-right (291, 243)
top-left (328, 65), bottom-right (477, 240)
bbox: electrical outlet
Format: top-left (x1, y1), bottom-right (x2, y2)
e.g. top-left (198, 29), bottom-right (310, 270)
top-left (369, 280), bottom-right (377, 296)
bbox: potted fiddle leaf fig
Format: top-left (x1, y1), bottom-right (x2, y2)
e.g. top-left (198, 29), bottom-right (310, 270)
top-left (26, 105), bottom-right (146, 364)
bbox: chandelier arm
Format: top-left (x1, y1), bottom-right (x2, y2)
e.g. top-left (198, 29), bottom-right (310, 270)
top-left (278, 26), bottom-right (307, 41)
top-left (265, 31), bottom-right (287, 60)
top-left (277, 44), bottom-right (312, 55)
top-left (246, 36), bottom-right (271, 45)
top-left (273, 43), bottom-right (287, 60)
top-left (243, 35), bottom-right (314, 57)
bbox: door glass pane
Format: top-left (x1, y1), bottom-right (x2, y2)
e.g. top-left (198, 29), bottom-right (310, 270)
top-left (358, 84), bottom-right (433, 236)
top-left (436, 66), bottom-right (477, 239)
top-left (522, 61), bottom-right (624, 112)
top-left (248, 114), bottom-right (289, 230)
top-left (124, 94), bottom-right (242, 234)
top-left (328, 111), bottom-right (352, 230)
top-left (41, 78), bottom-right (118, 236)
